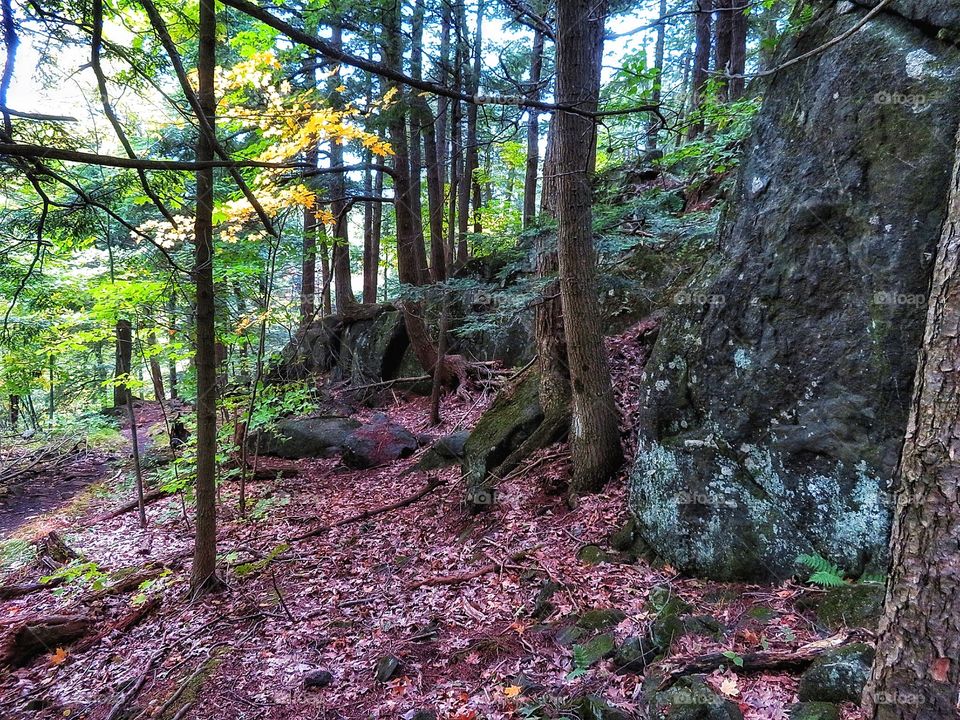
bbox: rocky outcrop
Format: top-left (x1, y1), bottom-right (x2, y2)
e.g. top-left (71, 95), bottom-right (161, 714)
top-left (629, 1), bottom-right (960, 579)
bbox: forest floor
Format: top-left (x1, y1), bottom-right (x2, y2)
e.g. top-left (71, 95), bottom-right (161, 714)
top-left (0, 327), bottom-right (870, 720)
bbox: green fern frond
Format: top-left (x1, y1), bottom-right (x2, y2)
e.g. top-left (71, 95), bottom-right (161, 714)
top-left (796, 553), bottom-right (846, 587)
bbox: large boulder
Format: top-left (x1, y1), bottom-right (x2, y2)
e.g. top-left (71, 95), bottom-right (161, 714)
top-left (341, 414), bottom-right (419, 468)
top-left (798, 643), bottom-right (875, 704)
top-left (253, 416), bottom-right (360, 459)
top-left (629, 1), bottom-right (960, 580)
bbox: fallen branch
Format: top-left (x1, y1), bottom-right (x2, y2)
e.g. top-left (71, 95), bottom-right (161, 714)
top-left (288, 477), bottom-right (445, 542)
top-left (72, 597), bottom-right (161, 654)
top-left (0, 615), bottom-right (93, 667)
top-left (105, 649), bottom-right (164, 720)
top-left (658, 632), bottom-right (855, 689)
top-left (0, 577), bottom-right (63, 601)
top-left (95, 488), bottom-right (171, 522)
top-left (409, 547), bottom-right (540, 589)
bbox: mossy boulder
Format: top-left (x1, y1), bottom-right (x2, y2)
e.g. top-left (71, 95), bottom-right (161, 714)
top-left (461, 373), bottom-right (543, 510)
top-left (572, 694), bottom-right (633, 720)
top-left (251, 416), bottom-right (360, 459)
top-left (798, 643), bottom-right (874, 704)
top-left (802, 583), bottom-right (885, 630)
top-left (576, 608), bottom-right (627, 631)
top-left (612, 635), bottom-right (659, 675)
top-left (629, 1), bottom-right (960, 580)
top-left (648, 676), bottom-right (744, 720)
top-left (787, 702), bottom-right (840, 720)
top-left (647, 586), bottom-right (693, 651)
top-left (415, 431), bottom-right (470, 471)
top-left (578, 544), bottom-right (612, 565)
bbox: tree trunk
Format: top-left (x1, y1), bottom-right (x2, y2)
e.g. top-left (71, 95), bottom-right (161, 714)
top-left (365, 167), bottom-right (383, 303)
top-left (646, 0), bottom-right (667, 151)
top-left (167, 296), bottom-right (178, 399)
top-left (540, 112), bottom-right (558, 215)
top-left (382, 1), bottom-right (428, 286)
top-left (554, 0), bottom-right (622, 493)
top-left (863, 126), bottom-right (960, 720)
top-left (421, 99), bottom-right (447, 282)
top-left (329, 26), bottom-right (356, 314)
top-left (689, 0), bottom-right (713, 139)
top-left (147, 333), bottom-right (165, 402)
top-left (191, 0), bottom-right (221, 595)
top-left (114, 319), bottom-right (132, 407)
top-left (728, 0), bottom-right (748, 100)
top-left (713, 0), bottom-right (732, 102)
top-left (300, 53), bottom-right (318, 325)
top-left (522, 30), bottom-right (545, 229)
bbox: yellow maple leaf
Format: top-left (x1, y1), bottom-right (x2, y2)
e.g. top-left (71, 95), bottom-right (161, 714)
top-left (503, 685), bottom-right (523, 698)
top-left (50, 647), bottom-right (68, 665)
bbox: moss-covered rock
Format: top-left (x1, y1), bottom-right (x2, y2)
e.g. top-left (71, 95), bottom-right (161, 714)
top-left (647, 586), bottom-right (693, 651)
top-left (577, 544), bottom-right (611, 565)
top-left (802, 584), bottom-right (885, 631)
top-left (798, 643), bottom-right (874, 704)
top-left (787, 702), bottom-right (840, 720)
top-left (648, 676), bottom-right (744, 720)
top-left (572, 694), bottom-right (633, 720)
top-left (461, 373), bottom-right (543, 510)
top-left (612, 635), bottom-right (659, 675)
top-left (576, 608), bottom-right (627, 631)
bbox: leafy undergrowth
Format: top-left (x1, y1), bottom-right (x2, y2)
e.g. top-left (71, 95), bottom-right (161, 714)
top-left (0, 328), bottom-right (868, 720)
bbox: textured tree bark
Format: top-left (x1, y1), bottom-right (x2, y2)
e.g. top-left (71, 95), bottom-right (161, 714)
top-left (147, 332), bottom-right (165, 402)
top-left (329, 25), bottom-right (356, 315)
top-left (365, 166), bottom-right (384, 303)
top-left (864, 128), bottom-right (960, 720)
top-left (190, 0), bottom-right (221, 595)
top-left (522, 29), bottom-right (545, 229)
top-left (554, 0), bottom-right (622, 492)
top-left (300, 53), bottom-right (318, 324)
top-left (713, 0), bottom-right (732, 102)
top-left (646, 0), bottom-right (667, 150)
top-left (113, 319), bottom-right (132, 407)
top-left (728, 0), bottom-right (747, 100)
top-left (421, 98), bottom-right (447, 282)
top-left (689, 0), bottom-right (713, 139)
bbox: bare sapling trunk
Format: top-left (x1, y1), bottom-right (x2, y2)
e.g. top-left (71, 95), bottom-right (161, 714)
top-left (190, 0), bottom-right (222, 595)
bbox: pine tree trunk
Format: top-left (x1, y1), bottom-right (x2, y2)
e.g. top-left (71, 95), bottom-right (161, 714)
top-left (191, 0), bottom-right (221, 595)
top-left (300, 52), bottom-right (318, 325)
top-left (365, 168), bottom-right (383, 303)
top-left (713, 0), bottom-right (732, 102)
top-left (646, 0), bottom-right (667, 151)
top-left (554, 0), bottom-right (622, 493)
top-left (863, 127), bottom-right (960, 720)
top-left (522, 29), bottom-right (545, 228)
top-left (689, 0), bottom-right (713, 139)
top-left (329, 25), bottom-right (355, 314)
top-left (728, 0), bottom-right (747, 100)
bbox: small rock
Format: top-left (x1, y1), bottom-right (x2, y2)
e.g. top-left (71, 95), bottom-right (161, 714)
top-left (683, 615), bottom-right (726, 641)
top-left (579, 633), bottom-right (616, 665)
top-left (788, 702), bottom-right (841, 720)
top-left (798, 643), bottom-right (874, 704)
top-left (374, 654), bottom-right (402, 683)
top-left (532, 580), bottom-right (560, 619)
top-left (649, 676), bottom-right (744, 719)
top-left (573, 694), bottom-right (632, 720)
top-left (576, 608), bottom-right (627, 631)
top-left (555, 625), bottom-right (585, 647)
top-left (303, 669), bottom-right (333, 689)
top-left (608, 518), bottom-right (638, 551)
top-left (612, 635), bottom-right (659, 674)
top-left (577, 544), bottom-right (610, 565)
top-left (404, 711), bottom-right (436, 720)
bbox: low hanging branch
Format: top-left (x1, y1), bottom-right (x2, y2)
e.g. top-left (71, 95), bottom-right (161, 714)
top-left (288, 477), bottom-right (446, 542)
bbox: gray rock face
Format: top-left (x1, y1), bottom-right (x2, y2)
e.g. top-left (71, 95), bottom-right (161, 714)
top-left (629, 1), bottom-right (960, 579)
top-left (253, 417), bottom-right (360, 459)
top-left (648, 676), bottom-right (743, 720)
